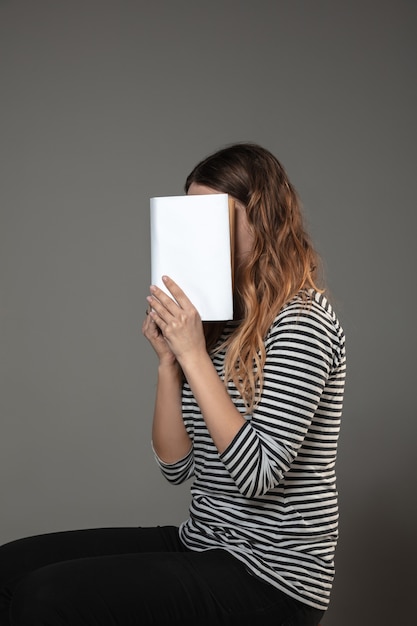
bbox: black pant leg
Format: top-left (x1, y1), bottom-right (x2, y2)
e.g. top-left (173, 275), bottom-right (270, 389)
top-left (0, 526), bottom-right (182, 625)
top-left (8, 548), bottom-right (324, 626)
top-left (1, 528), bottom-right (324, 626)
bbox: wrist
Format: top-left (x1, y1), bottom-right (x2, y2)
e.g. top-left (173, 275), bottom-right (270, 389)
top-left (158, 360), bottom-right (182, 379)
top-left (179, 349), bottom-right (212, 376)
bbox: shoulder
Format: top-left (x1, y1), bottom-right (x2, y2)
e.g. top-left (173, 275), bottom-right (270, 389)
top-left (265, 290), bottom-right (346, 366)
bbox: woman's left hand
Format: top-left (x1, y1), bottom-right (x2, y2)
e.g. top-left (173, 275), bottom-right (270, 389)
top-left (146, 276), bottom-right (206, 364)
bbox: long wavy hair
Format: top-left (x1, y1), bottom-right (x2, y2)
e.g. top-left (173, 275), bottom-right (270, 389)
top-left (185, 143), bottom-right (323, 412)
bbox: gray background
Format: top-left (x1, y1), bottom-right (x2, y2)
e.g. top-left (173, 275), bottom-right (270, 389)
top-left (1, 1), bottom-right (416, 624)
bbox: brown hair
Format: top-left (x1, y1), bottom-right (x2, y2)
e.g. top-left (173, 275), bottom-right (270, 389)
top-left (185, 142), bottom-right (323, 412)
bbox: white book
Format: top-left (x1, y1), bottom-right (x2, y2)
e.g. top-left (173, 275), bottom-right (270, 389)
top-left (150, 193), bottom-right (234, 320)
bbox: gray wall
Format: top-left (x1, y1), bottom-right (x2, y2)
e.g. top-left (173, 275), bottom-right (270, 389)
top-left (1, 1), bottom-right (416, 624)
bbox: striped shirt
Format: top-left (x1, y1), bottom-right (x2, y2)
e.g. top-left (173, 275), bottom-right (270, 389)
top-left (154, 290), bottom-right (346, 610)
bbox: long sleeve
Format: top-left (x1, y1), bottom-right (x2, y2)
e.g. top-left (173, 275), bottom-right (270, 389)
top-left (153, 443), bottom-right (195, 485)
top-left (219, 293), bottom-right (345, 498)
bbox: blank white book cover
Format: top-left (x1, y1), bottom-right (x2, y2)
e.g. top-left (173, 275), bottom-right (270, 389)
top-left (150, 193), bottom-right (233, 320)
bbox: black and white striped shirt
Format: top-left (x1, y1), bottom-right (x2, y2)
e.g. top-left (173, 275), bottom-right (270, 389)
top-left (155, 291), bottom-right (346, 610)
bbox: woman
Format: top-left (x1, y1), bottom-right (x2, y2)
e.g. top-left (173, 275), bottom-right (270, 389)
top-left (0, 143), bottom-right (345, 626)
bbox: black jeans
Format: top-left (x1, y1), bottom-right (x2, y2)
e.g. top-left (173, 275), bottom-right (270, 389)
top-left (0, 526), bottom-right (324, 626)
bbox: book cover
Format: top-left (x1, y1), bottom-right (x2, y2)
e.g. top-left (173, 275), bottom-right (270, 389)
top-left (150, 193), bottom-right (234, 320)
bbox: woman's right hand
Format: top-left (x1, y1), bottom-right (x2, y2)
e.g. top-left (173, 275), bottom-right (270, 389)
top-left (142, 306), bottom-right (177, 367)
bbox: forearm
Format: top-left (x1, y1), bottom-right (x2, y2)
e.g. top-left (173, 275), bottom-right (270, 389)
top-left (151, 362), bottom-right (192, 463)
top-left (180, 351), bottom-right (246, 454)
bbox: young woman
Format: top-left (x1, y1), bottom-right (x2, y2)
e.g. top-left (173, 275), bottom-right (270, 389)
top-left (0, 143), bottom-right (345, 626)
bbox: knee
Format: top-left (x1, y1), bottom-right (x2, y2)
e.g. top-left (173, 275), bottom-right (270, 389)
top-left (9, 565), bottom-right (71, 626)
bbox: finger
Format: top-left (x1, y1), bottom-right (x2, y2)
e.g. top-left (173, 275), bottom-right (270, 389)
top-left (160, 276), bottom-right (194, 310)
top-left (142, 301), bottom-right (159, 328)
top-left (142, 316), bottom-right (152, 336)
top-left (142, 313), bottom-right (154, 335)
top-left (143, 304), bottom-right (154, 324)
top-left (146, 295), bottom-right (167, 323)
top-left (148, 286), bottom-right (179, 317)
top-left (144, 298), bottom-right (168, 335)
top-left (142, 312), bottom-right (163, 341)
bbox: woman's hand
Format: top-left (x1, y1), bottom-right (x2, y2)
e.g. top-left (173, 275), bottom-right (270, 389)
top-left (145, 276), bottom-right (206, 365)
top-left (142, 299), bottom-right (177, 367)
